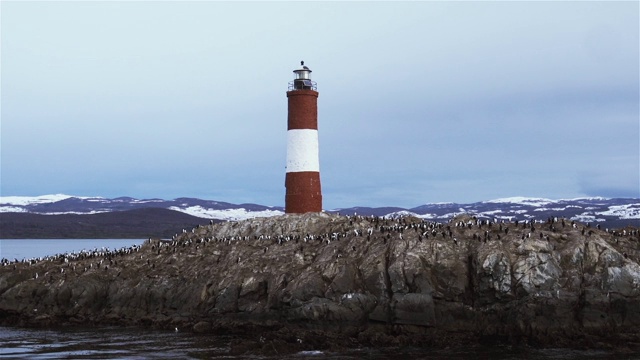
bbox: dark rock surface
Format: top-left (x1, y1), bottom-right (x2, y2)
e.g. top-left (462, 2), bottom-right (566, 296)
top-left (1, 213), bottom-right (639, 354)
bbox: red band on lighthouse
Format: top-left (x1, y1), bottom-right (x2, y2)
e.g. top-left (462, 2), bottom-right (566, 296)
top-left (285, 62), bottom-right (322, 213)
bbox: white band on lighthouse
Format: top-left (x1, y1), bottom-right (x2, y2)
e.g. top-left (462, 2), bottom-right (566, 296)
top-left (286, 129), bottom-right (319, 173)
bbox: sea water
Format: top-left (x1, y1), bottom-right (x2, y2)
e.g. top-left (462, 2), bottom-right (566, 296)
top-left (1, 325), bottom-right (638, 359)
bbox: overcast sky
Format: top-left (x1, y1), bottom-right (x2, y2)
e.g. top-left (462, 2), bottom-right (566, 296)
top-left (1, 1), bottom-right (638, 209)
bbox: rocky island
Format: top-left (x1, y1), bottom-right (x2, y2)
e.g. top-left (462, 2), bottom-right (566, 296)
top-left (1, 213), bottom-right (639, 355)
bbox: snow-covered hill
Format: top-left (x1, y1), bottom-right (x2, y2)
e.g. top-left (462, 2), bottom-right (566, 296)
top-left (402, 197), bottom-right (640, 225)
top-left (0, 195), bottom-right (283, 221)
top-left (0, 194), bottom-right (638, 226)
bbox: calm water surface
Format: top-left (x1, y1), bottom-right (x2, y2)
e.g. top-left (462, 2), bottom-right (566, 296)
top-left (1, 240), bottom-right (639, 359)
top-left (1, 326), bottom-right (638, 360)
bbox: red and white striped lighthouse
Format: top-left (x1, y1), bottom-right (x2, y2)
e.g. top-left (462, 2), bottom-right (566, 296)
top-left (285, 61), bottom-right (322, 213)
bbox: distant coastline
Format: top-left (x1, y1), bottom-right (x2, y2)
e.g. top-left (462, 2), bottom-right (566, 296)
top-left (0, 208), bottom-right (211, 239)
top-left (1, 195), bottom-right (638, 238)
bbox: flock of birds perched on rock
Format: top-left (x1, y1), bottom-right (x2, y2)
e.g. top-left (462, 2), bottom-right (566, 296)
top-left (1, 244), bottom-right (142, 281)
top-left (167, 214), bottom-right (638, 249)
top-left (2, 213), bottom-right (638, 283)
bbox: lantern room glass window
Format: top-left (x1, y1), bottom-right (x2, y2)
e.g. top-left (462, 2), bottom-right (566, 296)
top-left (294, 70), bottom-right (311, 80)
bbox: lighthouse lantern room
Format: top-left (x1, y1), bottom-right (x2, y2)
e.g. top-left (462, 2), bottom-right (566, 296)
top-left (289, 61), bottom-right (317, 91)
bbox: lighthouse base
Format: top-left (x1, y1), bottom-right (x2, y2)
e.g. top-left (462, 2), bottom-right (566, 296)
top-left (285, 171), bottom-right (322, 213)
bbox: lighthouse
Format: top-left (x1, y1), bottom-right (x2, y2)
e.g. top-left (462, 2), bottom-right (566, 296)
top-left (285, 61), bottom-right (322, 213)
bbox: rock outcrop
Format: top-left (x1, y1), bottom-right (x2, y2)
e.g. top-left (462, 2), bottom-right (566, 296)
top-left (1, 213), bottom-right (639, 353)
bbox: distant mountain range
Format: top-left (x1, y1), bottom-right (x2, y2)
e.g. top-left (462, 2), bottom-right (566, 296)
top-left (0, 194), bottom-right (281, 221)
top-left (0, 194), bottom-right (638, 238)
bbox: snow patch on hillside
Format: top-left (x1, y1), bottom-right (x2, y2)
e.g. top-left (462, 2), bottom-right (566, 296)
top-left (597, 204), bottom-right (640, 220)
top-left (38, 211), bottom-right (111, 215)
top-left (0, 194), bottom-right (76, 206)
top-left (416, 213), bottom-right (438, 219)
top-left (486, 197), bottom-right (553, 206)
top-left (169, 206), bottom-right (284, 221)
top-left (437, 212), bottom-right (466, 219)
top-left (384, 210), bottom-right (419, 219)
top-left (562, 197), bottom-right (609, 202)
top-left (0, 206), bottom-right (28, 212)
top-left (570, 214), bottom-right (606, 223)
top-left (132, 199), bottom-right (164, 204)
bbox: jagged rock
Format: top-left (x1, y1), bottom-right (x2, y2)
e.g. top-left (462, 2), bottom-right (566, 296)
top-left (1, 213), bottom-right (639, 350)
